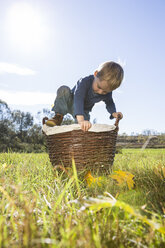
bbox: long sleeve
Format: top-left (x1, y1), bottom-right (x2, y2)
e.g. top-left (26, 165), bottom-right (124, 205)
top-left (103, 92), bottom-right (116, 119)
top-left (73, 78), bottom-right (88, 117)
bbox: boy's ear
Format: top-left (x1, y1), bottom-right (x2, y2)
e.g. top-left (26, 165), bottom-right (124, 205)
top-left (94, 70), bottom-right (98, 77)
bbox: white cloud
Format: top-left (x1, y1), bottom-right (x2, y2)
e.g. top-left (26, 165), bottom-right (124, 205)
top-left (0, 90), bottom-right (55, 105)
top-left (0, 62), bottom-right (36, 75)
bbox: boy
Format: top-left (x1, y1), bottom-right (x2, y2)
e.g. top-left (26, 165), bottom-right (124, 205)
top-left (46, 61), bottom-right (123, 131)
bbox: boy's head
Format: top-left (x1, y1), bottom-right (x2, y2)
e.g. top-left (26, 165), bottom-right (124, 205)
top-left (93, 61), bottom-right (124, 94)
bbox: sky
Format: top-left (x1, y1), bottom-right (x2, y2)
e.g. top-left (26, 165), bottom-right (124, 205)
top-left (0, 0), bottom-right (165, 134)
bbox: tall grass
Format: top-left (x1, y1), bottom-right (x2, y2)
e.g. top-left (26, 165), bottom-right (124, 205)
top-left (0, 149), bottom-right (165, 247)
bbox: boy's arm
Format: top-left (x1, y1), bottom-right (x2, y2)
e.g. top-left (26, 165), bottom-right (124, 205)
top-left (103, 92), bottom-right (117, 119)
top-left (73, 77), bottom-right (92, 131)
top-left (73, 78), bottom-right (88, 118)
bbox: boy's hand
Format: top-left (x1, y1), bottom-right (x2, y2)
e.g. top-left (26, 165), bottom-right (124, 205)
top-left (79, 120), bottom-right (92, 132)
top-left (76, 115), bottom-right (92, 132)
top-left (112, 112), bottom-right (123, 119)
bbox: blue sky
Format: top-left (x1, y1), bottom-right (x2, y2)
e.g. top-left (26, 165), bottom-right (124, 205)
top-left (0, 0), bottom-right (165, 134)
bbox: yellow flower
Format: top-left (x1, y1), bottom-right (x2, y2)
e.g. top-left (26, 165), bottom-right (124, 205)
top-left (85, 171), bottom-right (102, 187)
top-left (110, 170), bottom-right (135, 190)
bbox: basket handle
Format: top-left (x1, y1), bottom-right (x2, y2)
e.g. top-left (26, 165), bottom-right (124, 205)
top-left (42, 117), bottom-right (49, 125)
top-left (114, 113), bottom-right (122, 127)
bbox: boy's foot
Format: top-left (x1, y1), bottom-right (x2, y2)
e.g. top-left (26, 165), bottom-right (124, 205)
top-left (46, 113), bottom-right (63, 127)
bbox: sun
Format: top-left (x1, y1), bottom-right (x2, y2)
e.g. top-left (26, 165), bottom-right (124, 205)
top-left (6, 3), bottom-right (48, 52)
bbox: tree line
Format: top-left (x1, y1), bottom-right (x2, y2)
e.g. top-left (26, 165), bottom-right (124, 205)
top-left (0, 99), bottom-right (75, 153)
top-left (0, 100), bottom-right (47, 152)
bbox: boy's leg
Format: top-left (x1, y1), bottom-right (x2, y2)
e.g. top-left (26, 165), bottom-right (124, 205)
top-left (52, 86), bottom-right (73, 115)
top-left (46, 86), bottom-right (73, 126)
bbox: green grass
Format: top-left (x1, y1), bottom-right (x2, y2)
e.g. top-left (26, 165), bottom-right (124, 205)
top-left (0, 149), bottom-right (165, 247)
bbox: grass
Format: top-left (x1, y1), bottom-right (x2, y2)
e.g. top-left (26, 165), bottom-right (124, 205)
top-left (0, 149), bottom-right (165, 247)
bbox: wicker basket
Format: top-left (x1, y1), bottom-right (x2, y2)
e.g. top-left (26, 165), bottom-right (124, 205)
top-left (42, 116), bottom-right (121, 172)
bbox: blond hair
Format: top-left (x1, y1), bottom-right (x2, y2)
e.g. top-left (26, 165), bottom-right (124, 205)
top-left (96, 61), bottom-right (124, 90)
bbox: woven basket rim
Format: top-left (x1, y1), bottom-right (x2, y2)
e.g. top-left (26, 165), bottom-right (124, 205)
top-left (42, 123), bottom-right (117, 136)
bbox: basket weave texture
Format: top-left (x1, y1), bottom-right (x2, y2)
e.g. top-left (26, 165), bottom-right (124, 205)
top-left (43, 117), bottom-right (120, 172)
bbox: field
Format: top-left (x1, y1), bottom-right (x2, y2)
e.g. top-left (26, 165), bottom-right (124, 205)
top-left (0, 149), bottom-right (165, 247)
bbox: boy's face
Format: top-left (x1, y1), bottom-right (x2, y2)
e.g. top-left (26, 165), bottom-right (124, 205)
top-left (92, 72), bottom-right (112, 95)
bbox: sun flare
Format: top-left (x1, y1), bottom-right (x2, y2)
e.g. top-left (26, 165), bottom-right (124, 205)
top-left (6, 3), bottom-right (48, 51)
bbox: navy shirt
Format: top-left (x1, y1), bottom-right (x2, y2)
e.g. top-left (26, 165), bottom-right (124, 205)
top-left (71, 75), bottom-right (116, 119)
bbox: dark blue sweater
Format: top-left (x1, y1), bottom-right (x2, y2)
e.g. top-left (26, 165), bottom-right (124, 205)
top-left (72, 75), bottom-right (116, 119)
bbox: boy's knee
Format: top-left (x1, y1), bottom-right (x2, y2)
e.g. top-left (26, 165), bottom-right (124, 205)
top-left (57, 86), bottom-right (71, 97)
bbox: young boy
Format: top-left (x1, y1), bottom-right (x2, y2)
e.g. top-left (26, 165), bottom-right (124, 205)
top-left (46, 61), bottom-right (124, 131)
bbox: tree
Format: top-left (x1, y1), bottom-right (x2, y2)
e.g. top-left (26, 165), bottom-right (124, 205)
top-left (12, 110), bottom-right (34, 141)
top-left (0, 99), bottom-right (12, 121)
top-left (0, 100), bottom-right (16, 151)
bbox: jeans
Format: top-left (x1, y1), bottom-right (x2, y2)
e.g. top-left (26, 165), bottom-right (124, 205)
top-left (51, 86), bottom-right (90, 122)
